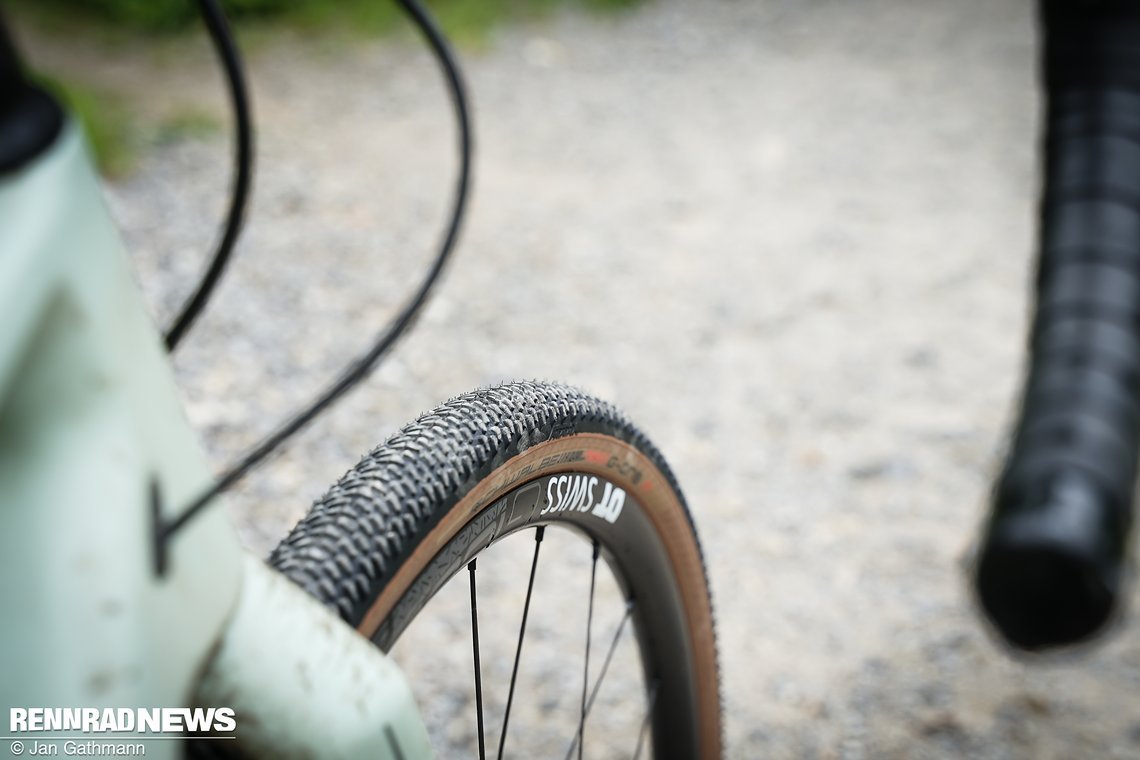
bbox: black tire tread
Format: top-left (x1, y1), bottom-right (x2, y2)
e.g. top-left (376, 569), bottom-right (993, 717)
top-left (267, 381), bottom-right (704, 630)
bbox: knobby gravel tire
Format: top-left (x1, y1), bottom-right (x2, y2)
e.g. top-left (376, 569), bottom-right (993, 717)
top-left (268, 381), bottom-right (721, 758)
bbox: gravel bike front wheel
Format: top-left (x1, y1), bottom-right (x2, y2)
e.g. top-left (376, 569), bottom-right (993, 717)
top-left (270, 381), bottom-right (721, 759)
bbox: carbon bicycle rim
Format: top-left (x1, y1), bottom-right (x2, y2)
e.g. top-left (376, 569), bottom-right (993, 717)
top-left (269, 381), bottom-right (722, 758)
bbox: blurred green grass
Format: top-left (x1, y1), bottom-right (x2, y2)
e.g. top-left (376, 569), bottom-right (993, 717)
top-left (34, 77), bottom-right (138, 178)
top-left (35, 76), bottom-right (223, 177)
top-left (11, 0), bottom-right (643, 175)
top-left (12, 0), bottom-right (643, 40)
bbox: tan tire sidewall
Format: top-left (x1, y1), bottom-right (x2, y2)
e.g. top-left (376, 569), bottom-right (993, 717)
top-left (356, 432), bottom-right (721, 759)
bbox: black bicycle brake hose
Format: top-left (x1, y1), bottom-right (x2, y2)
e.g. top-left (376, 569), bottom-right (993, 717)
top-left (157, 0), bottom-right (473, 557)
top-left (164, 0), bottom-right (252, 352)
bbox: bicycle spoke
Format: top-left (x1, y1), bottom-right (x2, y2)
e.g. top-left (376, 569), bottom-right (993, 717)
top-left (469, 560), bottom-right (486, 760)
top-left (577, 541), bottom-right (600, 760)
top-left (563, 599), bottom-right (635, 760)
top-left (497, 525), bottom-right (545, 760)
top-left (632, 680), bottom-right (660, 760)
top-left (585, 599), bottom-right (634, 716)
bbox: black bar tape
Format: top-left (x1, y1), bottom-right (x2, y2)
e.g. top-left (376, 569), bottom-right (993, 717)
top-left (976, 0), bottom-right (1140, 650)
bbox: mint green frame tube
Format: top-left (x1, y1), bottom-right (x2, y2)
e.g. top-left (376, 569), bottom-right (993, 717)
top-left (0, 122), bottom-right (430, 758)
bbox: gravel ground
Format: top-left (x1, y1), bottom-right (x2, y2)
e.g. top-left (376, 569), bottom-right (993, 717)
top-left (19, 0), bottom-right (1140, 757)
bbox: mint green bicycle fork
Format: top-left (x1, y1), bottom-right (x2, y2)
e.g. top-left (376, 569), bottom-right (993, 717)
top-left (0, 120), bottom-right (432, 759)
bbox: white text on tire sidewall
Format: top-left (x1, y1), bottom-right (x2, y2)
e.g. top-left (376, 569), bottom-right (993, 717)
top-left (541, 475), bottom-right (625, 524)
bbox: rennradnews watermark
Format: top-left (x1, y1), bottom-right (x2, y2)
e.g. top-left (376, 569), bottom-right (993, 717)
top-left (5, 708), bottom-right (236, 757)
